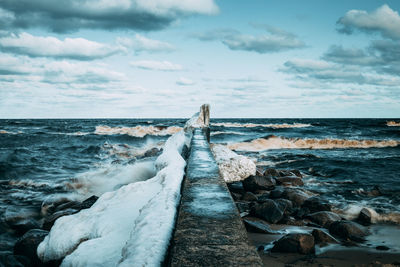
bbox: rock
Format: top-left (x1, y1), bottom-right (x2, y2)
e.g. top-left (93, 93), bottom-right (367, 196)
top-left (143, 147), bottom-right (162, 158)
top-left (306, 211), bottom-right (342, 228)
top-left (236, 202), bottom-right (252, 213)
top-left (242, 175), bottom-right (276, 192)
top-left (269, 187), bottom-right (284, 199)
top-left (290, 169), bottom-right (303, 178)
top-left (256, 193), bottom-right (270, 203)
top-left (272, 233), bottom-right (315, 254)
top-left (71, 195), bottom-right (99, 211)
top-left (312, 229), bottom-right (338, 245)
top-left (227, 182), bottom-right (245, 194)
top-left (13, 229), bottom-right (48, 266)
top-left (276, 176), bottom-right (304, 186)
top-left (295, 207), bottom-right (311, 219)
top-left (230, 192), bottom-right (242, 201)
top-left (242, 192), bottom-right (258, 202)
top-left (329, 220), bottom-right (369, 242)
top-left (264, 168), bottom-right (279, 177)
top-left (302, 196), bottom-right (332, 213)
top-left (10, 219), bottom-right (41, 235)
top-left (254, 199), bottom-right (284, 224)
top-left (279, 170), bottom-right (295, 177)
top-left (256, 167), bottom-right (265, 176)
top-left (357, 208), bottom-right (372, 226)
top-left (274, 199), bottom-right (294, 216)
top-left (281, 189), bottom-right (311, 207)
top-left (243, 217), bottom-right (280, 234)
top-left (283, 217), bottom-right (306, 226)
top-left (43, 208), bottom-right (78, 230)
top-left (41, 197), bottom-right (72, 216)
top-left (369, 185), bottom-right (383, 197)
top-left (376, 245), bottom-right (390, 251)
top-left (54, 201), bottom-right (80, 213)
top-left (0, 253), bottom-right (29, 267)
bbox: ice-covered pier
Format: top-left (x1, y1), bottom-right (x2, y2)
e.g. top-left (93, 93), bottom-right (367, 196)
top-left (168, 106), bottom-right (262, 266)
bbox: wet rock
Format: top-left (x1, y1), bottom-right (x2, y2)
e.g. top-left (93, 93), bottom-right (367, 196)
top-left (295, 207), bottom-right (311, 219)
top-left (281, 188), bottom-right (311, 207)
top-left (376, 245), bottom-right (390, 251)
top-left (230, 192), bottom-right (242, 201)
top-left (283, 217), bottom-right (306, 226)
top-left (41, 197), bottom-right (72, 216)
top-left (274, 199), bottom-right (294, 216)
top-left (10, 219), bottom-right (41, 235)
top-left (290, 169), bottom-right (303, 178)
top-left (242, 175), bottom-right (276, 192)
top-left (256, 193), bottom-right (270, 203)
top-left (242, 192), bottom-right (258, 202)
top-left (43, 208), bottom-right (78, 230)
top-left (254, 199), bottom-right (284, 224)
top-left (357, 208), bottom-right (372, 226)
top-left (236, 202), bottom-right (252, 213)
top-left (71, 195), bottom-right (99, 211)
top-left (329, 220), bottom-right (369, 242)
top-left (256, 167), bottom-right (265, 176)
top-left (272, 233), bottom-right (315, 254)
top-left (369, 185), bottom-right (383, 197)
top-left (306, 211), bottom-right (342, 228)
top-left (312, 229), bottom-right (338, 245)
top-left (227, 182), bottom-right (245, 194)
top-left (302, 196), bottom-right (332, 213)
top-left (0, 253), bottom-right (29, 267)
top-left (144, 147), bottom-right (162, 158)
top-left (276, 176), bottom-right (304, 186)
top-left (54, 201), bottom-right (80, 213)
top-left (243, 217), bottom-right (280, 234)
top-left (269, 187), bottom-right (284, 199)
top-left (14, 229), bottom-right (48, 266)
top-left (264, 168), bottom-right (279, 177)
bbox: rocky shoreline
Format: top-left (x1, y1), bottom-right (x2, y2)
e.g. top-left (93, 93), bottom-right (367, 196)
top-left (227, 166), bottom-right (400, 266)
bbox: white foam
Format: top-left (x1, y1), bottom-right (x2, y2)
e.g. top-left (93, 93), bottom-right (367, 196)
top-left (210, 144), bottom-right (256, 183)
top-left (212, 122), bottom-right (311, 128)
top-left (387, 121), bottom-right (400, 127)
top-left (94, 125), bottom-right (182, 138)
top-left (228, 136), bottom-right (400, 151)
top-left (339, 204), bottom-right (400, 224)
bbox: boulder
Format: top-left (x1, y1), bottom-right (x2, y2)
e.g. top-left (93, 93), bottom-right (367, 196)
top-left (302, 196), bottom-right (332, 213)
top-left (290, 169), bottom-right (303, 178)
top-left (279, 170), bottom-right (295, 177)
top-left (256, 193), bottom-right (270, 203)
top-left (13, 229), bottom-right (48, 266)
top-left (312, 229), bottom-right (338, 245)
top-left (376, 245), bottom-right (390, 251)
top-left (242, 175), bottom-right (276, 192)
top-left (272, 233), bottom-right (315, 254)
top-left (276, 176), bottom-right (304, 186)
top-left (254, 200), bottom-right (284, 224)
top-left (357, 208), bottom-right (372, 226)
top-left (256, 167), bottom-right (265, 176)
top-left (227, 182), bottom-right (245, 194)
top-left (54, 201), bottom-right (80, 213)
top-left (281, 189), bottom-right (311, 207)
top-left (230, 192), bottom-right (242, 201)
top-left (242, 192), bottom-right (258, 202)
top-left (71, 195), bottom-right (99, 211)
top-left (306, 211), bottom-right (342, 228)
top-left (43, 209), bottom-right (78, 230)
top-left (243, 217), bottom-right (280, 234)
top-left (274, 199), bottom-right (294, 216)
top-left (269, 187), bottom-right (284, 199)
top-left (10, 219), bottom-right (41, 235)
top-left (329, 220), bottom-right (369, 242)
top-left (236, 202), bottom-right (252, 213)
top-left (264, 168), bottom-right (279, 177)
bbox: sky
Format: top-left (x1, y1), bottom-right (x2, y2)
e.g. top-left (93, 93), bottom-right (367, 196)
top-left (0, 0), bottom-right (400, 118)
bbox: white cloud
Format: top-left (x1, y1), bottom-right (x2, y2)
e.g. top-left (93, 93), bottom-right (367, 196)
top-left (130, 60), bottom-right (182, 71)
top-left (0, 32), bottom-right (126, 60)
top-left (118, 34), bottom-right (175, 54)
top-left (337, 4), bottom-right (400, 40)
top-left (176, 77), bottom-right (195, 85)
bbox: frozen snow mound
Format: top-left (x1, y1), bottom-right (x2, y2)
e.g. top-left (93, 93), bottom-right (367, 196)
top-left (210, 144), bottom-right (256, 183)
top-left (38, 120), bottom-right (197, 266)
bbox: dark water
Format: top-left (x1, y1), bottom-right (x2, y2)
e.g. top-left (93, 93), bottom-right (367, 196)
top-left (0, 118), bottom-right (399, 260)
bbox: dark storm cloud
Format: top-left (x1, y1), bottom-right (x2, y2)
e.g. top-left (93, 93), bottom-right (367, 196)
top-left (0, 0), bottom-right (218, 33)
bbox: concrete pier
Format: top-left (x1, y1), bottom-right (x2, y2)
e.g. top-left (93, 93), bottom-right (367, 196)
top-left (168, 128), bottom-right (263, 266)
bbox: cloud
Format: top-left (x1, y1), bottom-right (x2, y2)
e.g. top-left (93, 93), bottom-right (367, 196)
top-left (282, 58), bottom-right (400, 87)
top-left (322, 45), bottom-right (381, 66)
top-left (117, 34), bottom-right (175, 54)
top-left (195, 25), bottom-right (305, 53)
top-left (130, 60), bottom-right (182, 71)
top-left (0, 32), bottom-right (126, 60)
top-left (176, 77), bottom-right (195, 85)
top-left (337, 4), bottom-right (400, 40)
top-left (0, 0), bottom-right (218, 33)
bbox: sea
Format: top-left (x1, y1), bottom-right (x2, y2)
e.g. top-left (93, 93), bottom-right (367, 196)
top-left (1, 118), bottom-right (400, 262)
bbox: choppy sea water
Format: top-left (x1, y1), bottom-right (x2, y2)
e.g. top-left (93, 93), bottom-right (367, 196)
top-left (1, 118), bottom-right (400, 261)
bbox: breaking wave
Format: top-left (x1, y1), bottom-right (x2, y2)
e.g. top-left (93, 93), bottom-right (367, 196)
top-left (210, 131), bottom-right (246, 136)
top-left (228, 135), bottom-right (400, 151)
top-left (212, 122), bottom-right (311, 128)
top-left (387, 121), bottom-right (400, 127)
top-left (94, 125), bottom-right (182, 138)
